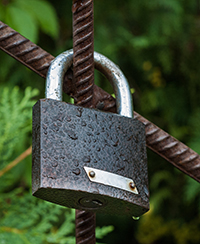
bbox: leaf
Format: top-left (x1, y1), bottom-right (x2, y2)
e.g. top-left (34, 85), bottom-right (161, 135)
top-left (0, 86), bottom-right (39, 192)
top-left (184, 177), bottom-right (200, 203)
top-left (96, 226), bottom-right (114, 239)
top-left (16, 0), bottom-right (59, 39)
top-left (5, 5), bottom-right (38, 42)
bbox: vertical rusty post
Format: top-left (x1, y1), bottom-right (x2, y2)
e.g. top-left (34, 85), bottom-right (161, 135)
top-left (72, 1), bottom-right (96, 244)
top-left (75, 210), bottom-right (96, 244)
top-left (72, 0), bottom-right (94, 108)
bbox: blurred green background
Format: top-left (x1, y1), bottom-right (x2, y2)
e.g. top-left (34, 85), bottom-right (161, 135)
top-left (0, 0), bottom-right (200, 243)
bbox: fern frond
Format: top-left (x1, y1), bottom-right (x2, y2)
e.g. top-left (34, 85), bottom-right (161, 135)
top-left (0, 86), bottom-right (39, 165)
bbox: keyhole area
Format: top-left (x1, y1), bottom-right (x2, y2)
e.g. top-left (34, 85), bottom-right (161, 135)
top-left (79, 197), bottom-right (105, 210)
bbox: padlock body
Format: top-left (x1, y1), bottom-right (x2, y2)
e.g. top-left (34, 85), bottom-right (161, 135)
top-left (32, 99), bottom-right (149, 216)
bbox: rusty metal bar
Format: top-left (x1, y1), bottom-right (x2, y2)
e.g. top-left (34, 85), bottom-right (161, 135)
top-left (0, 21), bottom-right (114, 109)
top-left (72, 1), bottom-right (96, 243)
top-left (0, 21), bottom-right (200, 183)
top-left (0, 21), bottom-right (53, 79)
top-left (134, 112), bottom-right (200, 182)
top-left (72, 0), bottom-right (94, 108)
top-left (75, 210), bottom-right (96, 244)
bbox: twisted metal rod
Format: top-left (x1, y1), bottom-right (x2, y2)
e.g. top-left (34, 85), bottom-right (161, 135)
top-left (0, 21), bottom-right (199, 183)
top-left (0, 21), bottom-right (112, 109)
top-left (75, 210), bottom-right (96, 244)
top-left (72, 1), bottom-right (96, 243)
top-left (72, 0), bottom-right (94, 107)
top-left (134, 112), bottom-right (200, 182)
top-left (0, 21), bottom-right (53, 78)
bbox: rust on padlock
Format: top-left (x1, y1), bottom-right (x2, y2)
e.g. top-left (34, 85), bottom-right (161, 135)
top-left (89, 171), bottom-right (96, 178)
top-left (129, 182), bottom-right (136, 190)
top-left (84, 166), bottom-right (139, 194)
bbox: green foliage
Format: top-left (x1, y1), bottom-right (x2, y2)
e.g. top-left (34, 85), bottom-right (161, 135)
top-left (96, 226), bottom-right (114, 240)
top-left (0, 86), bottom-right (38, 192)
top-left (0, 189), bottom-right (75, 244)
top-left (2, 0), bottom-right (59, 43)
top-left (0, 189), bottom-right (113, 244)
top-left (185, 177), bottom-right (200, 212)
top-left (136, 210), bottom-right (200, 244)
top-left (0, 86), bottom-right (38, 164)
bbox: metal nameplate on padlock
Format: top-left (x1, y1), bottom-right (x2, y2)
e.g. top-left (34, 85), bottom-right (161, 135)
top-left (32, 50), bottom-right (149, 217)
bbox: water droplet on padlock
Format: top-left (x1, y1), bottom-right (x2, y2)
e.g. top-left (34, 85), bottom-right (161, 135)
top-left (47, 173), bottom-right (57, 180)
top-left (53, 126), bottom-right (59, 132)
top-left (42, 124), bottom-right (47, 129)
top-left (57, 122), bottom-right (62, 127)
top-left (83, 156), bottom-right (91, 163)
top-left (112, 139), bottom-right (119, 147)
top-left (67, 130), bottom-right (78, 140)
top-left (69, 124), bottom-right (75, 129)
top-left (144, 185), bottom-right (150, 197)
top-left (66, 116), bottom-right (71, 122)
top-left (81, 120), bottom-right (86, 126)
top-left (86, 132), bottom-right (93, 137)
top-left (76, 107), bottom-right (83, 117)
top-left (127, 135), bottom-right (133, 141)
top-left (57, 113), bottom-right (64, 122)
top-left (72, 168), bottom-right (81, 175)
top-left (66, 153), bottom-right (72, 159)
top-left (74, 160), bottom-right (79, 167)
top-left (88, 124), bottom-right (94, 131)
top-left (42, 151), bottom-right (47, 159)
top-left (52, 161), bottom-right (58, 167)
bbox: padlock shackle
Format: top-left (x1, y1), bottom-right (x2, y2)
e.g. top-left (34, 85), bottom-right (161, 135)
top-left (46, 50), bottom-right (133, 118)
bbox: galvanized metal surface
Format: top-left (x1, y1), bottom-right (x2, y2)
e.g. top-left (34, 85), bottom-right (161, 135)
top-left (0, 21), bottom-right (200, 183)
top-left (93, 52), bottom-right (133, 118)
top-left (46, 50), bottom-right (133, 117)
top-left (84, 166), bottom-right (139, 194)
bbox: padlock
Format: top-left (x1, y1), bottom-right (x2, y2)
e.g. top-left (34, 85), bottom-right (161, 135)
top-left (32, 50), bottom-right (149, 217)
